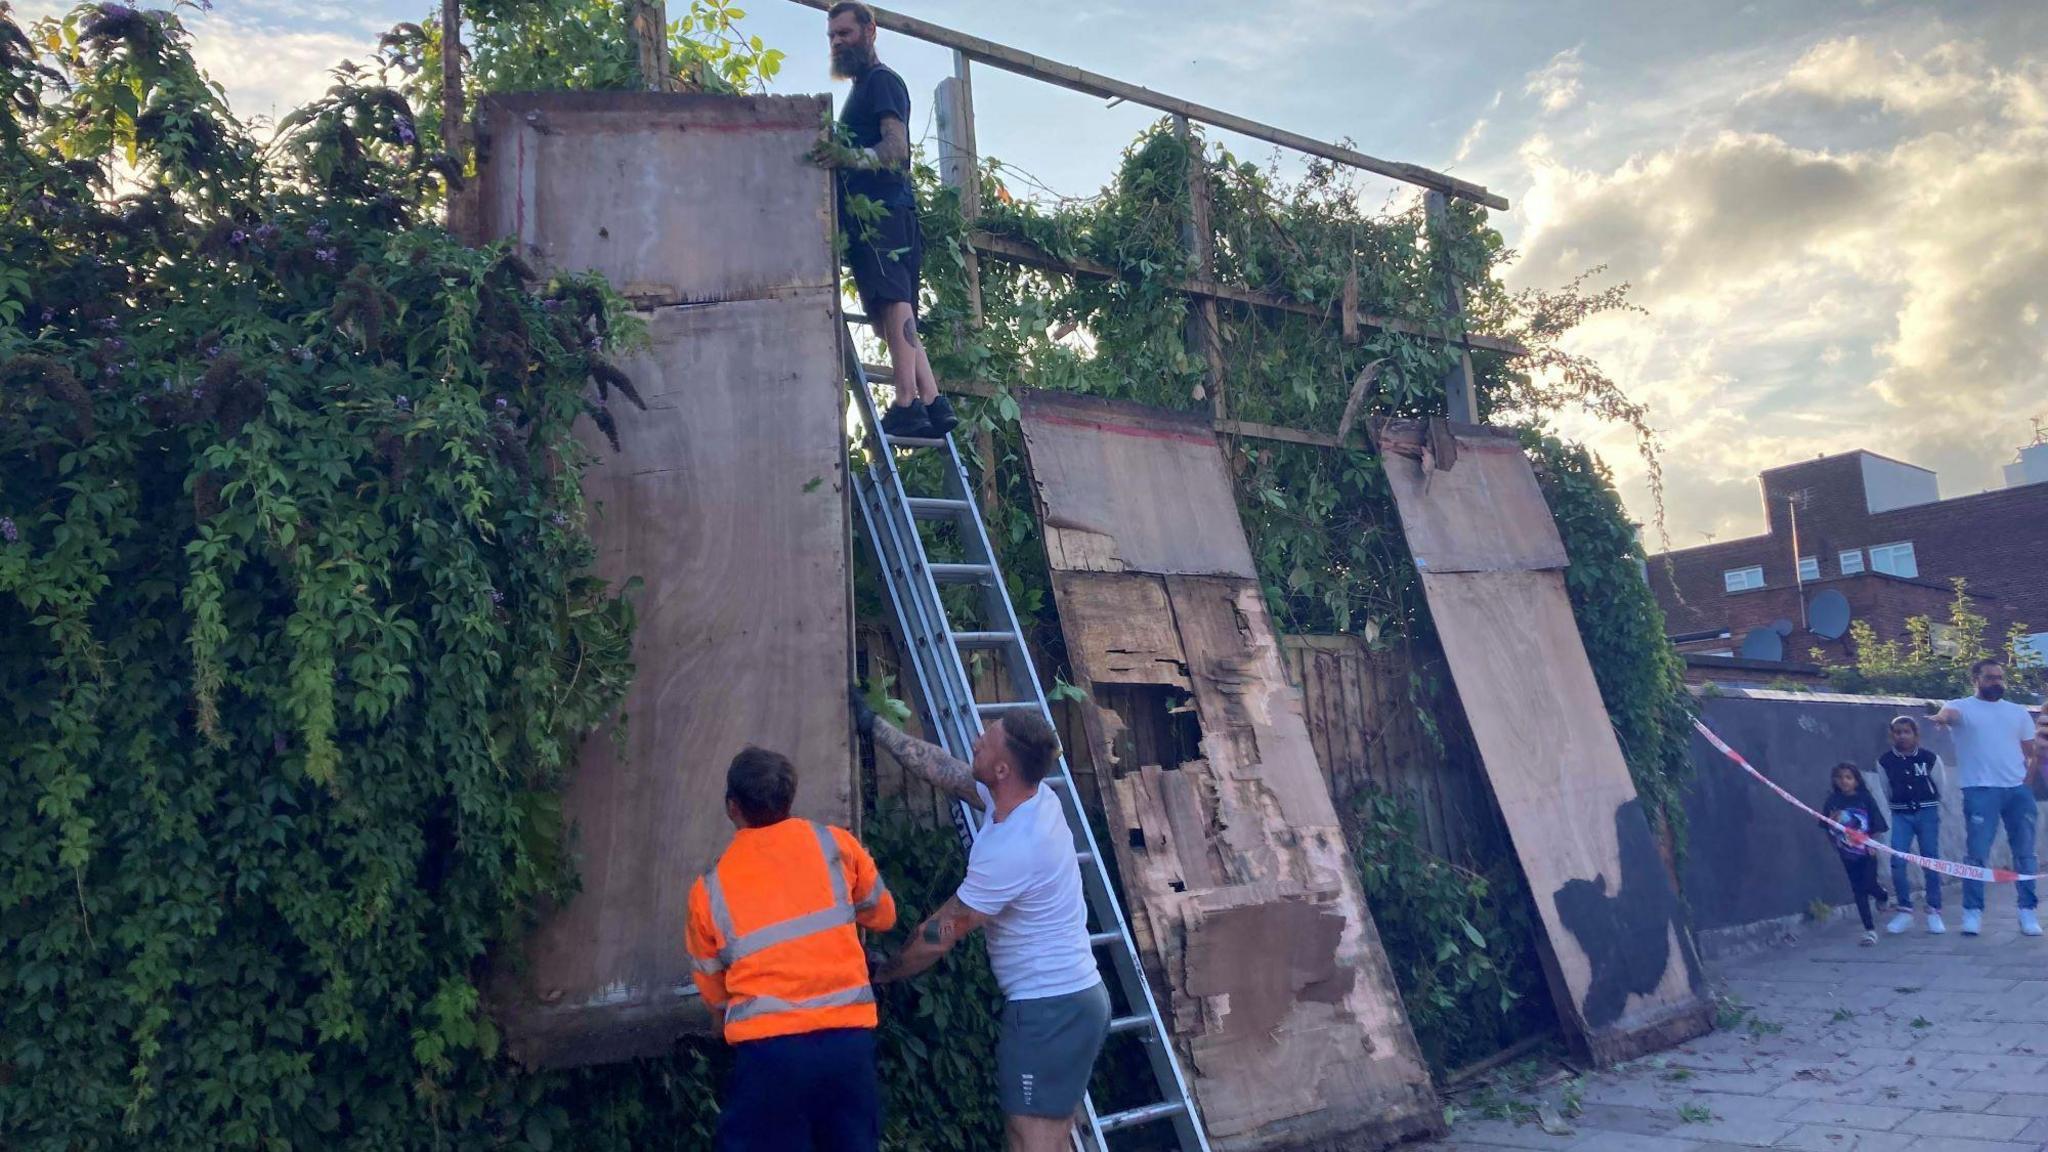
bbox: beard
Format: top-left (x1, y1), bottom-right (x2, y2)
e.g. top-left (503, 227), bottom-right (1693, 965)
top-left (830, 41), bottom-right (875, 79)
top-left (1979, 684), bottom-right (2007, 702)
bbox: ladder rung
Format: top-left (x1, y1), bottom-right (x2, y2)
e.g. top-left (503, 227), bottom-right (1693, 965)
top-left (928, 563), bottom-right (993, 584)
top-left (952, 631), bottom-right (1016, 649)
top-left (1089, 931), bottom-right (1121, 948)
top-left (907, 497), bottom-right (972, 519)
top-left (1097, 1100), bottom-right (1187, 1133)
top-left (888, 435), bottom-right (945, 450)
top-left (1107, 1013), bottom-right (1154, 1036)
top-left (976, 701), bottom-right (1039, 714)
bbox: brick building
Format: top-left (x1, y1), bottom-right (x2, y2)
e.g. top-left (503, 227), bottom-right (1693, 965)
top-left (1649, 450), bottom-right (2048, 672)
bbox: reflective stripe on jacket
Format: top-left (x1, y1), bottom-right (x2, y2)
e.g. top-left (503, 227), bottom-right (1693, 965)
top-left (686, 819), bottom-right (897, 1043)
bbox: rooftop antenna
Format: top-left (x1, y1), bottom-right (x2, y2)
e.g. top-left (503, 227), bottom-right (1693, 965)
top-left (1788, 492), bottom-right (1809, 630)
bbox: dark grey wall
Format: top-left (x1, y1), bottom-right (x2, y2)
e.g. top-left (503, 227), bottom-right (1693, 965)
top-left (1683, 690), bottom-right (1968, 934)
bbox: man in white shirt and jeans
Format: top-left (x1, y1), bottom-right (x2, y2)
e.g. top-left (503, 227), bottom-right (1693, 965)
top-left (855, 693), bottom-right (1109, 1152)
top-left (1932, 659), bottom-right (2044, 936)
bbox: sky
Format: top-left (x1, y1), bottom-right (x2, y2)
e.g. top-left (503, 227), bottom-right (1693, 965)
top-left (17, 0), bottom-right (2048, 547)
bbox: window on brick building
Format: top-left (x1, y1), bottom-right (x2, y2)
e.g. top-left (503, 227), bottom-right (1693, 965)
top-left (1839, 549), bottom-right (1865, 575)
top-left (1798, 556), bottom-right (1820, 582)
top-left (1724, 566), bottom-right (1766, 592)
top-left (1869, 542), bottom-right (1917, 578)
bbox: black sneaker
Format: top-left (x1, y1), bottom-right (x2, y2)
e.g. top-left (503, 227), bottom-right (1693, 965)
top-left (925, 394), bottom-right (959, 437)
top-left (880, 401), bottom-right (932, 440)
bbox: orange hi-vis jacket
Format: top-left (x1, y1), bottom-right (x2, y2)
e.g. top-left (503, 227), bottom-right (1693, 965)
top-left (687, 819), bottom-right (897, 1044)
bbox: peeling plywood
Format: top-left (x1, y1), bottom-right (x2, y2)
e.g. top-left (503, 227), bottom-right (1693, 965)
top-left (1022, 390), bottom-right (1438, 1150)
top-left (1376, 421), bottom-right (1713, 1065)
top-left (1017, 392), bottom-right (1256, 579)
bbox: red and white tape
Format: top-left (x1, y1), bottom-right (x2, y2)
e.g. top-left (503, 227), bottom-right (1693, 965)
top-left (1692, 717), bottom-right (2041, 884)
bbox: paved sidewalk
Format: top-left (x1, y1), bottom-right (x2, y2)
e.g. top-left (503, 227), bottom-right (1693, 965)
top-left (1424, 889), bottom-right (2048, 1152)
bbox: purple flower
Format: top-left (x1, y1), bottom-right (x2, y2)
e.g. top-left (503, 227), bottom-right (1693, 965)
top-left (0, 517), bottom-right (17, 544)
top-left (394, 395), bottom-right (410, 411)
top-left (103, 337), bottom-right (126, 352)
top-left (191, 388), bottom-right (203, 400)
top-left (293, 345), bottom-right (314, 363)
top-left (230, 229), bottom-right (247, 245)
top-left (494, 397), bottom-right (509, 411)
top-left (204, 345), bottom-right (222, 359)
top-left (98, 316), bottom-right (119, 331)
top-left (488, 587), bottom-right (505, 605)
top-left (550, 512), bottom-right (568, 527)
top-left (39, 308), bottom-right (54, 324)
top-left (395, 115), bottom-right (416, 146)
top-left (308, 218), bottom-right (330, 240)
top-left (314, 247), bottom-right (337, 264)
top-left (255, 223), bottom-right (279, 243)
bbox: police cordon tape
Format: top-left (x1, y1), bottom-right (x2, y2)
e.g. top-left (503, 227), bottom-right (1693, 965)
top-left (1692, 717), bottom-right (2043, 884)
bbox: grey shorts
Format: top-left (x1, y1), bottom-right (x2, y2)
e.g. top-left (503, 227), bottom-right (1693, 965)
top-left (996, 980), bottom-right (1111, 1118)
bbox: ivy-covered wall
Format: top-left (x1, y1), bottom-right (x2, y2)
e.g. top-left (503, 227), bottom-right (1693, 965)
top-left (1, 2), bottom-right (1698, 1144)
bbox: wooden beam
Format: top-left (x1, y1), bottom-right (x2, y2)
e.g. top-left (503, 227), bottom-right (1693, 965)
top-left (968, 231), bottom-right (1528, 358)
top-left (785, 0), bottom-right (1507, 210)
top-left (1426, 190), bottom-right (1479, 424)
top-left (1177, 116), bottom-right (1228, 424)
top-left (629, 1), bottom-right (671, 91)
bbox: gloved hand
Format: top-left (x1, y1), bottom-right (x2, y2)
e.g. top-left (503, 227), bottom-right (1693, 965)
top-left (849, 683), bottom-right (878, 737)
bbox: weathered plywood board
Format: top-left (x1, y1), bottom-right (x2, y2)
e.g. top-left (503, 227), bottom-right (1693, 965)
top-left (478, 95), bottom-right (852, 1068)
top-left (1377, 423), bottom-right (1712, 1064)
top-left (478, 93), bottom-right (836, 307)
top-left (1023, 393), bottom-right (1438, 1150)
top-left (1017, 392), bottom-right (1255, 578)
top-left (1376, 419), bottom-right (1568, 574)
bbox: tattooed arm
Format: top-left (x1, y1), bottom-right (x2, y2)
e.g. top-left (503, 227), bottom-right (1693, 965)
top-left (873, 115), bottom-right (910, 171)
top-left (871, 716), bottom-right (983, 809)
top-left (871, 894), bottom-right (989, 984)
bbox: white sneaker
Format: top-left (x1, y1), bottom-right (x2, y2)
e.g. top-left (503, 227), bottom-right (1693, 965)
top-left (1962, 908), bottom-right (1983, 936)
top-left (1861, 930), bottom-right (1878, 946)
top-left (1927, 911), bottom-right (1946, 934)
top-left (2022, 909), bottom-right (2043, 937)
top-left (1886, 911), bottom-right (1914, 935)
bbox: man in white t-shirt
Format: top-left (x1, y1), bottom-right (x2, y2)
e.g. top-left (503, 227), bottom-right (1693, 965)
top-left (1931, 659), bottom-right (2044, 937)
top-left (855, 694), bottom-right (1108, 1152)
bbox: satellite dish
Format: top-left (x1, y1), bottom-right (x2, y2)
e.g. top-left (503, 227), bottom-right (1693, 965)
top-left (1810, 589), bottom-right (1852, 640)
top-left (1771, 619), bottom-right (1795, 637)
top-left (1739, 628), bottom-right (1785, 662)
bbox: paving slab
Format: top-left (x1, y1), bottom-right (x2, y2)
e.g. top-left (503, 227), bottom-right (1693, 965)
top-left (1419, 888), bottom-right (2048, 1152)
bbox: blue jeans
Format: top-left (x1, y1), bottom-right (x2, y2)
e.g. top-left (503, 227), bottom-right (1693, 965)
top-left (1962, 785), bottom-right (2038, 912)
top-left (719, 1027), bottom-right (880, 1151)
top-left (1890, 807), bottom-right (1943, 910)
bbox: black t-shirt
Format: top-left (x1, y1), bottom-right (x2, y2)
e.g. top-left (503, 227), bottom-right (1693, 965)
top-left (838, 63), bottom-right (914, 209)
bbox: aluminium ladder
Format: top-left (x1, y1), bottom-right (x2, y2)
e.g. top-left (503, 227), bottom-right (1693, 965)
top-left (842, 326), bottom-right (1210, 1152)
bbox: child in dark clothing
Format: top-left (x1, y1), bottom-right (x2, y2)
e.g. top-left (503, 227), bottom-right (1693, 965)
top-left (1878, 715), bottom-right (1945, 935)
top-left (1821, 762), bottom-right (1891, 945)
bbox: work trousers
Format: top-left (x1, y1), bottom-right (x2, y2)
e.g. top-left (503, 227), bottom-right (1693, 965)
top-left (718, 1027), bottom-right (880, 1152)
top-left (1962, 785), bottom-right (2038, 912)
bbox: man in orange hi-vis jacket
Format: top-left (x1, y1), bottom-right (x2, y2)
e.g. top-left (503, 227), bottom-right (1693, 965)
top-left (687, 746), bottom-right (897, 1151)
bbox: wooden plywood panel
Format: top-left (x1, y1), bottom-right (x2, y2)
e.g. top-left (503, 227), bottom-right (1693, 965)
top-left (477, 93), bottom-right (835, 306)
top-left (501, 291), bottom-right (852, 1067)
top-left (1375, 419), bottom-right (1569, 574)
top-left (1422, 569), bottom-right (1710, 1063)
top-left (1046, 574), bottom-right (1437, 1144)
top-left (1018, 392), bottom-right (1256, 578)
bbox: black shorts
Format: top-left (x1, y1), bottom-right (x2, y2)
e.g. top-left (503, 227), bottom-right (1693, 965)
top-left (841, 197), bottom-right (923, 326)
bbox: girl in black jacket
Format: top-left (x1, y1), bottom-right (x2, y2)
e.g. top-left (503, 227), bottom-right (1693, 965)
top-left (1821, 762), bottom-right (1891, 945)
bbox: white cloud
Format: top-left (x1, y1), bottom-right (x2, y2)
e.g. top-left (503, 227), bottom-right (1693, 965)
top-left (1506, 26), bottom-right (2048, 542)
top-left (1524, 46), bottom-right (1583, 114)
top-left (188, 17), bottom-right (380, 122)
